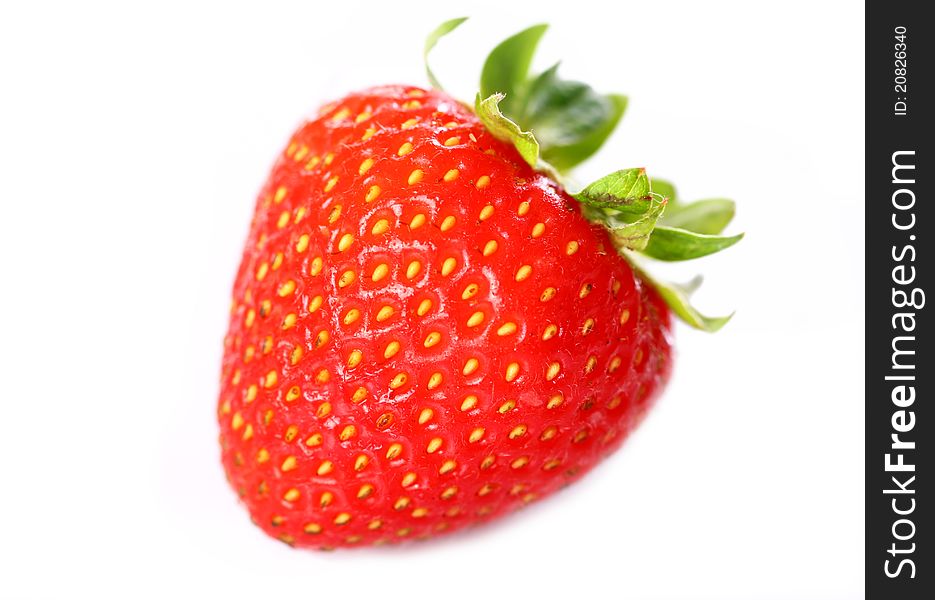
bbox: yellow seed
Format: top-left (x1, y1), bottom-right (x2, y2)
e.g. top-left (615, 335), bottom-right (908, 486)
top-left (407, 169), bottom-right (423, 185)
top-left (426, 438), bottom-right (443, 453)
top-left (343, 309), bottom-right (360, 325)
top-left (579, 283), bottom-right (592, 298)
top-left (402, 99), bottom-right (421, 109)
top-left (389, 373), bottom-right (408, 389)
top-left (418, 408), bottom-right (434, 424)
top-left (305, 156), bottom-right (320, 170)
top-left (441, 257), bottom-right (457, 276)
top-left (376, 305), bottom-right (394, 322)
top-left (401, 472), bottom-right (417, 487)
top-left (409, 213), bottom-right (426, 229)
top-left (460, 395), bottom-right (478, 411)
top-left (357, 484), bottom-right (374, 499)
top-left (231, 412), bottom-right (244, 430)
top-left (546, 362), bottom-right (561, 381)
top-left (361, 127), bottom-right (376, 141)
top-left (309, 257), bottom-right (323, 276)
top-left (358, 158), bottom-right (374, 175)
top-left (394, 497), bottom-right (410, 510)
top-left (315, 329), bottom-right (330, 348)
top-left (574, 430), bottom-right (589, 443)
top-left (293, 206), bottom-right (307, 223)
top-left (441, 486), bottom-right (458, 500)
top-left (372, 263), bottom-right (390, 282)
top-left (582, 318), bottom-right (595, 335)
top-left (323, 153), bottom-right (335, 166)
top-left (293, 234), bottom-right (309, 254)
top-left (365, 185), bottom-right (381, 202)
top-left (462, 358), bottom-right (480, 376)
top-left (304, 522), bottom-right (322, 534)
top-left (417, 298), bottom-right (433, 316)
top-left (461, 283), bottom-right (479, 300)
top-left (412, 508), bottom-right (429, 518)
top-left (354, 454), bottom-right (369, 470)
top-left (264, 370), bottom-right (278, 388)
top-left (476, 176), bottom-right (491, 190)
top-left (566, 240), bottom-right (580, 255)
top-left (515, 265), bottom-right (532, 281)
top-left (355, 111), bottom-right (371, 123)
top-left (497, 322), bottom-right (517, 337)
top-left (371, 218), bottom-right (390, 235)
top-left (609, 356), bottom-right (622, 373)
top-left (401, 117), bottom-right (419, 129)
top-left (274, 186), bottom-right (288, 203)
top-left (315, 369), bottom-right (330, 384)
top-left (427, 372), bottom-right (443, 389)
top-left (444, 121), bottom-right (458, 128)
top-left (466, 311), bottom-right (484, 327)
top-left (255, 262), bottom-right (269, 281)
top-left (386, 443), bottom-right (403, 460)
top-left (547, 394), bottom-right (564, 409)
top-left (531, 222), bottom-right (546, 237)
top-left (620, 309), bottom-right (631, 325)
top-left (317, 461), bottom-right (334, 476)
top-left (333, 513), bottom-right (351, 525)
top-left (518, 201), bottom-right (530, 216)
top-left (338, 233), bottom-right (354, 252)
top-left (406, 260), bottom-right (421, 279)
top-left (271, 252), bottom-right (284, 270)
top-left (480, 456), bottom-right (495, 470)
top-left (281, 456), bottom-right (298, 472)
top-left (257, 448), bottom-right (270, 463)
top-left (285, 385), bottom-right (301, 402)
top-left (398, 142), bottom-right (414, 156)
top-left (477, 484), bottom-right (494, 497)
top-left (423, 331), bottom-right (442, 348)
top-left (511, 457), bottom-right (530, 469)
top-left (330, 107), bottom-right (350, 121)
top-left (384, 341), bottom-right (401, 359)
top-left (440, 215), bottom-right (456, 231)
top-left (244, 309), bottom-right (256, 328)
top-left (352, 387), bottom-right (368, 403)
top-left (347, 350), bottom-right (362, 368)
top-left (483, 240), bottom-right (498, 256)
top-left (469, 427), bottom-right (485, 443)
top-left (542, 324), bottom-right (558, 340)
top-left (245, 384), bottom-right (258, 403)
top-left (305, 432), bottom-right (323, 447)
top-left (281, 313), bottom-right (297, 330)
top-left (316, 402), bottom-right (331, 418)
top-left (439, 460), bottom-right (457, 474)
top-left (443, 169), bottom-right (459, 182)
top-left (499, 399), bottom-right (516, 413)
top-left (540, 426), bottom-right (558, 441)
top-left (443, 136), bottom-right (460, 147)
top-left (324, 176), bottom-right (339, 193)
top-left (338, 270), bottom-right (357, 288)
top-left (509, 425), bottom-right (527, 439)
top-left (339, 425), bottom-right (357, 441)
top-left (368, 519), bottom-right (382, 530)
top-left (283, 488), bottom-right (300, 502)
top-left (319, 491), bottom-right (334, 507)
top-left (284, 425), bottom-right (298, 442)
top-left (504, 362), bottom-right (520, 382)
top-left (290, 346), bottom-right (303, 365)
top-left (276, 211), bottom-right (290, 228)
top-left (277, 280), bottom-right (296, 297)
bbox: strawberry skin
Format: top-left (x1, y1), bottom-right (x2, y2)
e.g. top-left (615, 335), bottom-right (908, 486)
top-left (218, 85), bottom-right (673, 548)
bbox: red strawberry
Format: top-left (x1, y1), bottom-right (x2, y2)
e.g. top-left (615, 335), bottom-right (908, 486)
top-left (218, 20), bottom-right (740, 549)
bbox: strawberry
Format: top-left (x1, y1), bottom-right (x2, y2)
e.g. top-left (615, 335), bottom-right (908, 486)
top-left (218, 20), bottom-right (741, 549)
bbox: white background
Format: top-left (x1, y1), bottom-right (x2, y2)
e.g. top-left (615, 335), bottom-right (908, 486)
top-left (0, 1), bottom-right (864, 598)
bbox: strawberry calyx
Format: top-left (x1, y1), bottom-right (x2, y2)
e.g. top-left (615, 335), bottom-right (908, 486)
top-left (425, 19), bottom-right (743, 332)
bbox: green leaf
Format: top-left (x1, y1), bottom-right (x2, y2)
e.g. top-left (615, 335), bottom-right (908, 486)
top-left (650, 178), bottom-right (678, 203)
top-left (480, 24), bottom-right (548, 116)
top-left (644, 226), bottom-right (744, 261)
top-left (635, 268), bottom-right (733, 332)
top-left (424, 17), bottom-right (469, 90)
top-left (521, 64), bottom-right (627, 170)
top-left (660, 198), bottom-right (735, 235)
top-left (600, 196), bottom-right (667, 251)
top-left (573, 168), bottom-right (651, 215)
top-left (474, 93), bottom-right (539, 168)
